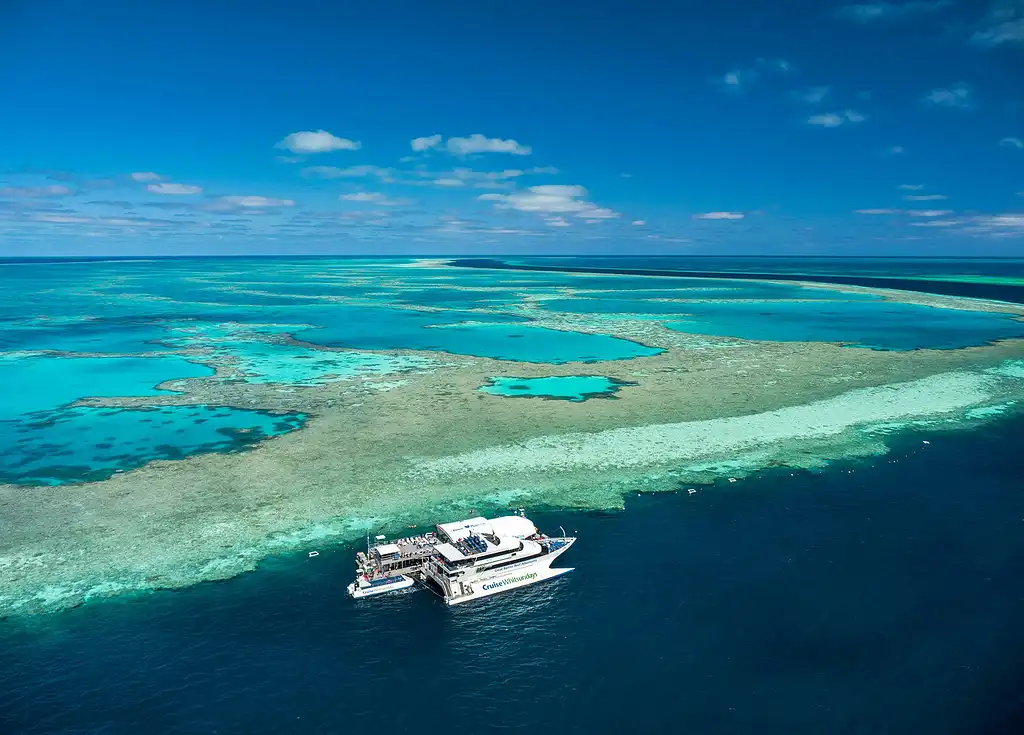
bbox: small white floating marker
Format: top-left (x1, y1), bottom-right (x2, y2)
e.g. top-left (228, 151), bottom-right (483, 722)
top-left (922, 440), bottom-right (930, 445)
top-left (728, 477), bottom-right (737, 483)
top-left (308, 551), bottom-right (319, 558)
top-left (688, 488), bottom-right (696, 495)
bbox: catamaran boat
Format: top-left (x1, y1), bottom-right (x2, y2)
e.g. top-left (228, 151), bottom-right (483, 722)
top-left (346, 512), bottom-right (575, 605)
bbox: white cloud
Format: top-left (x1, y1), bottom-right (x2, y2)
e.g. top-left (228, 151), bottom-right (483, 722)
top-left (479, 184), bottom-right (617, 221)
top-left (547, 217), bottom-right (571, 228)
top-left (899, 183), bottom-right (926, 190)
top-left (425, 166), bottom-right (559, 189)
top-left (130, 172), bottom-right (162, 182)
top-left (888, 145), bottom-right (906, 154)
top-left (795, 86), bottom-right (832, 103)
top-left (910, 219), bottom-right (960, 227)
top-left (302, 165), bottom-right (395, 182)
top-left (923, 83), bottom-right (972, 108)
top-left (446, 134), bottom-right (531, 156)
top-left (631, 220), bottom-right (646, 226)
top-left (723, 70), bottom-right (744, 87)
top-left (983, 214), bottom-right (1024, 228)
top-left (338, 192), bottom-right (409, 206)
top-left (904, 194), bottom-right (948, 200)
top-left (0, 185), bottom-right (73, 198)
top-left (907, 209), bottom-right (954, 216)
top-left (276, 130), bottom-right (361, 154)
top-left (971, 3), bottom-right (1024, 47)
top-left (147, 182), bottom-right (202, 195)
top-left (856, 208), bottom-right (903, 214)
top-left (807, 109), bottom-right (866, 127)
top-left (1000, 136), bottom-right (1024, 149)
top-left (219, 196), bottom-right (295, 208)
top-left (411, 134), bottom-right (442, 152)
top-left (719, 58), bottom-right (791, 92)
top-left (835, 1), bottom-right (952, 23)
top-left (339, 192), bottom-right (383, 201)
top-left (695, 211), bottom-right (744, 220)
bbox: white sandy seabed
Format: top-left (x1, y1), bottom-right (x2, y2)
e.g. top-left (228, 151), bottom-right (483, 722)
top-left (415, 362), bottom-right (1024, 483)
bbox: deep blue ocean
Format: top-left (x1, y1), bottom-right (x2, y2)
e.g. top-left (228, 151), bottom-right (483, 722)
top-left (1, 417), bottom-right (1022, 734)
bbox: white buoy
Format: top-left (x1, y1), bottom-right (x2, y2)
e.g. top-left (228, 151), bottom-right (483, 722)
top-left (688, 488), bottom-right (696, 495)
top-left (308, 551), bottom-right (319, 558)
top-left (922, 440), bottom-right (930, 445)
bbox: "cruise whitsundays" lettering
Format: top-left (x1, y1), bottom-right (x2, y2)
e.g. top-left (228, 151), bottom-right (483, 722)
top-left (482, 572), bottom-right (538, 592)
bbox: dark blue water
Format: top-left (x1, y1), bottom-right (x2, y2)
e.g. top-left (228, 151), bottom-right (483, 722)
top-left (453, 257), bottom-right (1024, 304)
top-left (2, 417), bottom-right (1022, 734)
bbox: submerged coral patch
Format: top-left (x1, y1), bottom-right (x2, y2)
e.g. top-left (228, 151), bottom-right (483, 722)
top-left (0, 405), bottom-right (306, 486)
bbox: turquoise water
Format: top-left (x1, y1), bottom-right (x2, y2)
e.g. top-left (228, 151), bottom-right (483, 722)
top-left (0, 321), bottom-right (175, 354)
top-left (0, 405), bottom-right (306, 486)
top-left (479, 375), bottom-right (632, 401)
top-left (311, 322), bottom-right (663, 363)
top-left (0, 355), bottom-right (213, 420)
top-left (664, 301), bottom-right (1024, 350)
top-left (3, 257), bottom-right (1022, 487)
top-left (207, 340), bottom-right (433, 385)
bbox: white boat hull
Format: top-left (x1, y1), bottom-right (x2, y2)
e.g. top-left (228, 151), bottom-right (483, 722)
top-left (446, 538), bottom-right (576, 606)
top-left (347, 574), bottom-right (414, 599)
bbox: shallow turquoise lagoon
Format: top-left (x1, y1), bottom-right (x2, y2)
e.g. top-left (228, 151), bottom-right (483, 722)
top-left (665, 301), bottom-right (1024, 350)
top-left (0, 405), bottom-right (306, 486)
top-left (302, 322), bottom-right (662, 363)
top-left (0, 355), bottom-right (213, 420)
top-left (203, 340), bottom-right (433, 385)
top-left (479, 375), bottom-right (633, 401)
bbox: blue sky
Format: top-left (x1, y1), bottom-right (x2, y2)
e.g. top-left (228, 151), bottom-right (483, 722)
top-left (0, 0), bottom-right (1022, 256)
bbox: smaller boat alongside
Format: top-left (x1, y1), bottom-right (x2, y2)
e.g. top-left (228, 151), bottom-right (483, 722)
top-left (347, 511), bottom-right (575, 605)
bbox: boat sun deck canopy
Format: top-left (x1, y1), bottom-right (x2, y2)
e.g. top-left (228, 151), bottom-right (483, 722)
top-left (436, 515), bottom-right (537, 543)
top-left (372, 543), bottom-right (401, 556)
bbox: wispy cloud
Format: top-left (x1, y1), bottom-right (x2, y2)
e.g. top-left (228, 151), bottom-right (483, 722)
top-left (301, 165), bottom-right (395, 182)
top-left (793, 86), bottom-right (832, 103)
top-left (719, 57), bottom-right (793, 91)
top-left (904, 194), bottom-right (949, 200)
top-left (446, 134), bottom-right (531, 156)
top-left (419, 166), bottom-right (558, 189)
top-left (694, 211), bottom-right (744, 220)
top-left (856, 208), bottom-right (903, 214)
top-left (923, 83), bottom-right (972, 108)
top-left (276, 130), bottom-right (361, 154)
top-left (147, 183), bottom-right (202, 195)
top-left (631, 220), bottom-right (646, 226)
top-left (1000, 136), bottom-right (1024, 149)
top-left (807, 109), bottom-right (866, 127)
top-left (971, 2), bottom-right (1024, 47)
top-left (338, 192), bottom-right (410, 206)
top-left (899, 184), bottom-right (926, 190)
top-left (835, 1), bottom-right (953, 23)
top-left (887, 145), bottom-right (906, 155)
top-left (907, 209), bottom-right (954, 216)
top-left (130, 172), bottom-right (162, 182)
top-left (0, 185), bottom-right (73, 198)
top-left (910, 219), bottom-right (961, 227)
top-left (479, 184), bottom-right (617, 221)
top-left (209, 196), bottom-right (295, 211)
